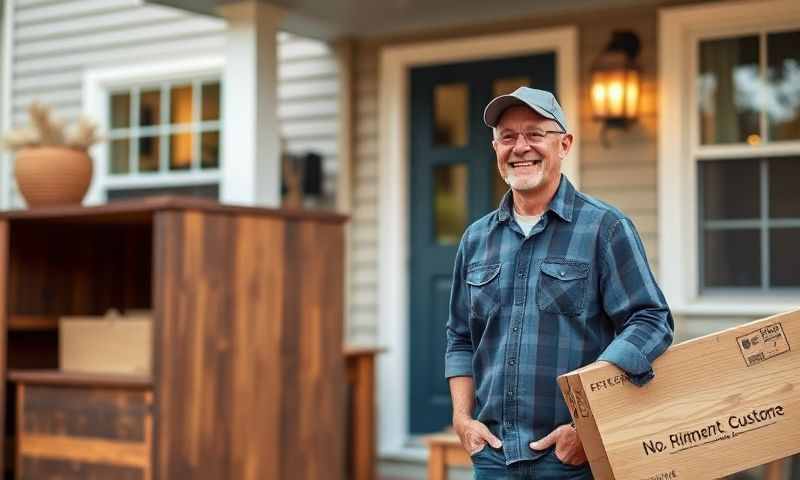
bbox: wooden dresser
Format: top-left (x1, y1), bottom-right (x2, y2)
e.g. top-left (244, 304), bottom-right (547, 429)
top-left (0, 196), bottom-right (347, 480)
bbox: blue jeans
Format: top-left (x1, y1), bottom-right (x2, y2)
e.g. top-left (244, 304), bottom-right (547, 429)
top-left (471, 446), bottom-right (593, 479)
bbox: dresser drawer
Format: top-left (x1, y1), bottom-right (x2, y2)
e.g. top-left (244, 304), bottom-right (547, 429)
top-left (14, 379), bottom-right (153, 480)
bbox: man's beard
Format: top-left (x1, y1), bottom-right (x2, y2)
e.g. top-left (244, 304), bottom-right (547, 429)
top-left (504, 170), bottom-right (544, 191)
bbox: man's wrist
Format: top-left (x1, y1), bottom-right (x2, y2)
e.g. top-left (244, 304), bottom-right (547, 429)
top-left (453, 412), bottom-right (472, 424)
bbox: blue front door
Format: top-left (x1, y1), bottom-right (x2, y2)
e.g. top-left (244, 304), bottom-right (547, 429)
top-left (408, 53), bottom-right (557, 435)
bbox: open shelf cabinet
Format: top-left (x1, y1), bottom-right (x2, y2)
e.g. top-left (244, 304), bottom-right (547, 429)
top-left (0, 197), bottom-right (347, 480)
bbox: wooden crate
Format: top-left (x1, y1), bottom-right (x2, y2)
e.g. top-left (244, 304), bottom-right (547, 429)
top-left (0, 196), bottom-right (347, 480)
top-left (558, 309), bottom-right (800, 480)
top-left (11, 371), bottom-right (153, 480)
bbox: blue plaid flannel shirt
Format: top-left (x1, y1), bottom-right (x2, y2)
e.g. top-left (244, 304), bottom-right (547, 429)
top-left (445, 175), bottom-right (673, 465)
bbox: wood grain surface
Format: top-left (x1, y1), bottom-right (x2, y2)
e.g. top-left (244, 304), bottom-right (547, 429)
top-left (154, 210), bottom-right (345, 480)
top-left (15, 382), bottom-right (153, 480)
top-left (0, 200), bottom-right (346, 480)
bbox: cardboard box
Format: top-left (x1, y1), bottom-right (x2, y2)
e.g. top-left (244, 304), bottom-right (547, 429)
top-left (60, 310), bottom-right (152, 375)
top-left (558, 309), bottom-right (800, 480)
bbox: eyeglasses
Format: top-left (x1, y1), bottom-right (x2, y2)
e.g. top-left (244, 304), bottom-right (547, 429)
top-left (496, 129), bottom-right (565, 146)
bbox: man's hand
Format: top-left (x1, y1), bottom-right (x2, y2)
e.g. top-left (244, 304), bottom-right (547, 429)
top-left (529, 424), bottom-right (586, 466)
top-left (453, 414), bottom-right (502, 455)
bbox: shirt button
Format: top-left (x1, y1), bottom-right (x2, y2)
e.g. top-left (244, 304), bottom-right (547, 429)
top-left (513, 327), bottom-right (519, 332)
top-left (508, 359), bottom-right (516, 366)
top-left (518, 272), bottom-right (525, 278)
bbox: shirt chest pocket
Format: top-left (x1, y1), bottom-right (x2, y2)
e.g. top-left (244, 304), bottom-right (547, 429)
top-left (537, 260), bottom-right (590, 316)
top-left (466, 263), bottom-right (501, 320)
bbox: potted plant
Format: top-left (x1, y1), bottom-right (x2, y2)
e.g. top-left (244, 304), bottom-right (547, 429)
top-left (2, 102), bottom-right (101, 208)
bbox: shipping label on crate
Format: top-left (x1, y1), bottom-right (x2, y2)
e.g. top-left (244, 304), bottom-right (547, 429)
top-left (736, 322), bottom-right (791, 367)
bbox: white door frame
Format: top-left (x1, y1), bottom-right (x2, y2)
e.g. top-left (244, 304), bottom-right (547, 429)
top-left (377, 26), bottom-right (579, 456)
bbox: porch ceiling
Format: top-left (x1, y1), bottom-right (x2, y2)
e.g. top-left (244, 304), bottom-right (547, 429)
top-left (146, 0), bottom-right (670, 39)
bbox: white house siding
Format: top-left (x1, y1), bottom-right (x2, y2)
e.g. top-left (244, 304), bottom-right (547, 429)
top-left (6, 3), bottom-right (350, 310)
top-left (10, 0), bottom-right (223, 130)
top-left (7, 0), bottom-right (341, 222)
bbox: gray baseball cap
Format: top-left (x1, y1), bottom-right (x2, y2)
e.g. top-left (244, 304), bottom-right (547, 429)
top-left (483, 87), bottom-right (568, 132)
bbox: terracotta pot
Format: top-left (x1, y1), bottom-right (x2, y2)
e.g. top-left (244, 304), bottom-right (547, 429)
top-left (14, 146), bottom-right (93, 207)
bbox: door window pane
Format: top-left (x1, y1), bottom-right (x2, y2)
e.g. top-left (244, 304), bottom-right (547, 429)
top-left (699, 159), bottom-right (760, 220)
top-left (434, 84), bottom-right (468, 147)
top-left (769, 157), bottom-right (800, 218)
top-left (767, 30), bottom-right (800, 141)
top-left (202, 82), bottom-right (220, 121)
top-left (771, 228), bottom-right (800, 287)
top-left (140, 89), bottom-right (161, 127)
top-left (698, 36), bottom-right (759, 144)
top-left (201, 131), bottom-right (220, 169)
top-left (170, 85), bottom-right (193, 125)
top-left (703, 229), bottom-right (761, 287)
top-left (110, 93), bottom-right (130, 129)
top-left (170, 133), bottom-right (193, 170)
top-left (139, 136), bottom-right (160, 172)
top-left (493, 77), bottom-right (529, 97)
top-left (109, 139), bottom-right (129, 174)
top-left (434, 164), bottom-right (468, 245)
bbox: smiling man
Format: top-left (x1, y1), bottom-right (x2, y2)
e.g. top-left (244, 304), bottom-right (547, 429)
top-left (445, 87), bottom-right (674, 479)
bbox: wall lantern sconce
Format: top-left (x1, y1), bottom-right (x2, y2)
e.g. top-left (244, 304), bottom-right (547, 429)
top-left (591, 31), bottom-right (641, 133)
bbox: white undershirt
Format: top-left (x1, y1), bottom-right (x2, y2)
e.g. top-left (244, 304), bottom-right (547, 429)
top-left (513, 210), bottom-right (542, 237)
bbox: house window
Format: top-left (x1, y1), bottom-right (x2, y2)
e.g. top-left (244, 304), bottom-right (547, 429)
top-left (694, 28), bottom-right (800, 292)
top-left (105, 78), bottom-right (221, 198)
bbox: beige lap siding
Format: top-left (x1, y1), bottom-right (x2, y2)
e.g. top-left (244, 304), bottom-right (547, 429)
top-left (347, 42), bottom-right (380, 345)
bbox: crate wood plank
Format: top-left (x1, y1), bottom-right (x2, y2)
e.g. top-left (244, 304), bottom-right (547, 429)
top-left (0, 195), bottom-right (347, 224)
top-left (559, 309), bottom-right (800, 480)
top-left (19, 385), bottom-right (150, 442)
top-left (8, 370), bottom-right (152, 389)
top-left (8, 315), bottom-right (58, 331)
top-left (19, 456), bottom-right (144, 480)
top-left (18, 434), bottom-right (149, 468)
top-left (154, 211), bottom-right (344, 480)
top-left (0, 220), bottom-right (7, 476)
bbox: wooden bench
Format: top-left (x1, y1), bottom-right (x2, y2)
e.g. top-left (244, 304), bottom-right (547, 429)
top-left (345, 347), bottom-right (384, 480)
top-left (425, 432), bottom-right (470, 480)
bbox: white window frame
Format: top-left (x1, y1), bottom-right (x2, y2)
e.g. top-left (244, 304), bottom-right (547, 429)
top-left (83, 56), bottom-right (224, 204)
top-left (659, 0), bottom-right (800, 317)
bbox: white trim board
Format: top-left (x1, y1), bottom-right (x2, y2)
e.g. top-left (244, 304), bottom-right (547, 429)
top-left (658, 0), bottom-right (800, 317)
top-left (82, 56), bottom-right (224, 204)
top-left (377, 26), bottom-right (579, 456)
top-left (1, 0), bottom-right (14, 210)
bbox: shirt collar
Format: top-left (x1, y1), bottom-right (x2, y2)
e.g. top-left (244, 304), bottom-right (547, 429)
top-left (496, 174), bottom-right (575, 224)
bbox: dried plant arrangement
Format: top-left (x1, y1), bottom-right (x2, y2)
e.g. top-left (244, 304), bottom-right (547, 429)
top-left (1, 102), bottom-right (102, 152)
top-left (3, 102), bottom-right (100, 207)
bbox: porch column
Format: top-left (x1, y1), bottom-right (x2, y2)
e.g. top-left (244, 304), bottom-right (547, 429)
top-left (219, 1), bottom-right (286, 207)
